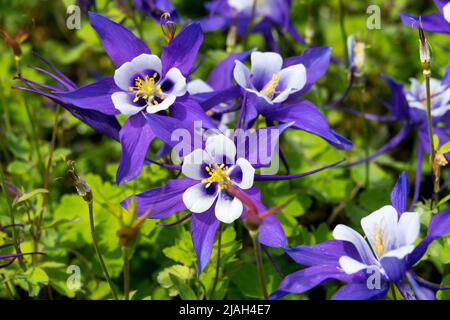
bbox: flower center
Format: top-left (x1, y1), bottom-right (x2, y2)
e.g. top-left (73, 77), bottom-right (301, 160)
top-left (260, 73), bottom-right (280, 100)
top-left (202, 163), bottom-right (232, 189)
top-left (128, 73), bottom-right (164, 106)
top-left (374, 227), bottom-right (385, 257)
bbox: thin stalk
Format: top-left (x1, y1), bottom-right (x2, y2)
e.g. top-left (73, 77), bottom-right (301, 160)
top-left (243, 0), bottom-right (258, 49)
top-left (0, 166), bottom-right (25, 269)
top-left (122, 246), bottom-right (130, 300)
top-left (391, 284), bottom-right (397, 300)
top-left (23, 97), bottom-right (43, 174)
top-left (424, 70), bottom-right (438, 205)
top-left (2, 274), bottom-right (14, 300)
top-left (249, 230), bottom-right (268, 300)
top-left (87, 200), bottom-right (118, 300)
top-left (210, 223), bottom-right (222, 300)
top-left (36, 106), bottom-right (61, 245)
top-left (359, 85), bottom-right (370, 187)
top-left (339, 0), bottom-right (348, 65)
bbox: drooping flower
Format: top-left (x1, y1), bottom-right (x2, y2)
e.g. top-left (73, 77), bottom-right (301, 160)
top-left (57, 13), bottom-right (214, 185)
top-left (344, 73), bottom-right (450, 205)
top-left (198, 0), bottom-right (304, 51)
top-left (122, 132), bottom-right (345, 274)
top-left (231, 49), bottom-right (352, 150)
top-left (400, 0), bottom-right (450, 35)
top-left (271, 172), bottom-right (450, 300)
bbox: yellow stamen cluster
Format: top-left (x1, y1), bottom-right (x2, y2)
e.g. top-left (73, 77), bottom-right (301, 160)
top-left (128, 72), bottom-right (164, 106)
top-left (202, 163), bottom-right (232, 189)
top-left (374, 227), bottom-right (385, 257)
top-left (260, 73), bottom-right (280, 100)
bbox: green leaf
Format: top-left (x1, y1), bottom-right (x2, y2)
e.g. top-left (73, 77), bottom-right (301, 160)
top-left (433, 134), bottom-right (440, 150)
top-left (169, 273), bottom-right (197, 300)
top-left (439, 141), bottom-right (450, 154)
top-left (157, 265), bottom-right (194, 297)
top-left (13, 188), bottom-right (48, 205)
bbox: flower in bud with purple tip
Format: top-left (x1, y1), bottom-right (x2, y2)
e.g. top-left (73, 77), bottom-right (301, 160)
top-left (271, 172), bottom-right (450, 300)
top-left (56, 13), bottom-right (214, 185)
top-left (400, 0), bottom-right (450, 35)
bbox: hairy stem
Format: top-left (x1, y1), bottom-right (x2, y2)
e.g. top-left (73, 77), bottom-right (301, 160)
top-left (0, 166), bottom-right (25, 269)
top-left (250, 230), bottom-right (268, 300)
top-left (87, 200), bottom-right (118, 300)
top-left (424, 70), bottom-right (438, 206)
top-left (210, 223), bottom-right (222, 299)
top-left (122, 246), bottom-right (130, 300)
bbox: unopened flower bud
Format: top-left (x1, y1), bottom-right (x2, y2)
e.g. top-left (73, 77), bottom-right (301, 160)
top-left (67, 161), bottom-right (92, 203)
top-left (160, 12), bottom-right (177, 44)
top-left (418, 22), bottom-right (431, 70)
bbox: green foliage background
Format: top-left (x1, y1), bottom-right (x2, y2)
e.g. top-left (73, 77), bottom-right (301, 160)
top-left (0, 0), bottom-right (449, 300)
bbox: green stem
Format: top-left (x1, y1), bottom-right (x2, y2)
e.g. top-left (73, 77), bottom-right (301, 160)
top-left (424, 70), bottom-right (438, 206)
top-left (339, 0), bottom-right (348, 65)
top-left (2, 274), bottom-right (15, 300)
top-left (243, 0), bottom-right (258, 49)
top-left (250, 230), bottom-right (268, 300)
top-left (87, 200), bottom-right (118, 300)
top-left (391, 284), bottom-right (397, 300)
top-left (122, 246), bottom-right (130, 300)
top-left (0, 166), bottom-right (25, 269)
top-left (359, 85), bottom-right (370, 187)
top-left (210, 223), bottom-right (222, 300)
top-left (23, 97), bottom-right (43, 174)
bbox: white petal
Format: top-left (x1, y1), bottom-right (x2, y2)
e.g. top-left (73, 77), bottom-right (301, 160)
top-left (182, 149), bottom-right (212, 180)
top-left (114, 54), bottom-right (162, 91)
top-left (163, 67), bottom-right (187, 97)
top-left (396, 211), bottom-right (420, 247)
top-left (333, 224), bottom-right (378, 265)
top-left (383, 245), bottom-right (415, 259)
top-left (228, 158), bottom-right (255, 190)
top-left (187, 79), bottom-right (213, 95)
top-left (233, 60), bottom-right (253, 89)
top-left (338, 256), bottom-right (370, 274)
top-left (111, 91), bottom-right (145, 116)
top-left (182, 183), bottom-right (218, 213)
top-left (361, 205), bottom-right (398, 257)
top-left (277, 64), bottom-right (307, 94)
top-left (444, 2), bottom-right (450, 23)
top-left (215, 190), bottom-right (243, 223)
top-left (250, 52), bottom-right (283, 87)
top-left (145, 94), bottom-right (176, 114)
top-left (205, 134), bottom-right (236, 165)
top-left (228, 0), bottom-right (253, 13)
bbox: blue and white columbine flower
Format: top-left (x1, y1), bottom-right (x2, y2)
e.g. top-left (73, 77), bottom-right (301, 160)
top-left (334, 205), bottom-right (420, 277)
top-left (234, 51), bottom-right (307, 105)
top-left (182, 134), bottom-right (255, 224)
top-left (112, 53), bottom-right (186, 116)
top-left (406, 77), bottom-right (450, 118)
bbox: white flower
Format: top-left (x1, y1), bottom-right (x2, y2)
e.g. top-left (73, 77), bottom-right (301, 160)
top-left (333, 205), bottom-right (420, 275)
top-left (405, 77), bottom-right (450, 117)
top-left (181, 134), bottom-right (255, 223)
top-left (112, 54), bottom-right (186, 116)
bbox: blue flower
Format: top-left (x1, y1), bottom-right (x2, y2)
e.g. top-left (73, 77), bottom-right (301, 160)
top-left (56, 13), bottom-right (214, 185)
top-left (271, 172), bottom-right (450, 300)
top-left (198, 0), bottom-right (304, 51)
top-left (401, 0), bottom-right (450, 35)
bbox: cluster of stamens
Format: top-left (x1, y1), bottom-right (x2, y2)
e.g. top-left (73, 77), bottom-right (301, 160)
top-left (260, 73), bottom-right (280, 100)
top-left (373, 227), bottom-right (385, 257)
top-left (128, 72), bottom-right (164, 106)
top-left (202, 163), bottom-right (232, 189)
